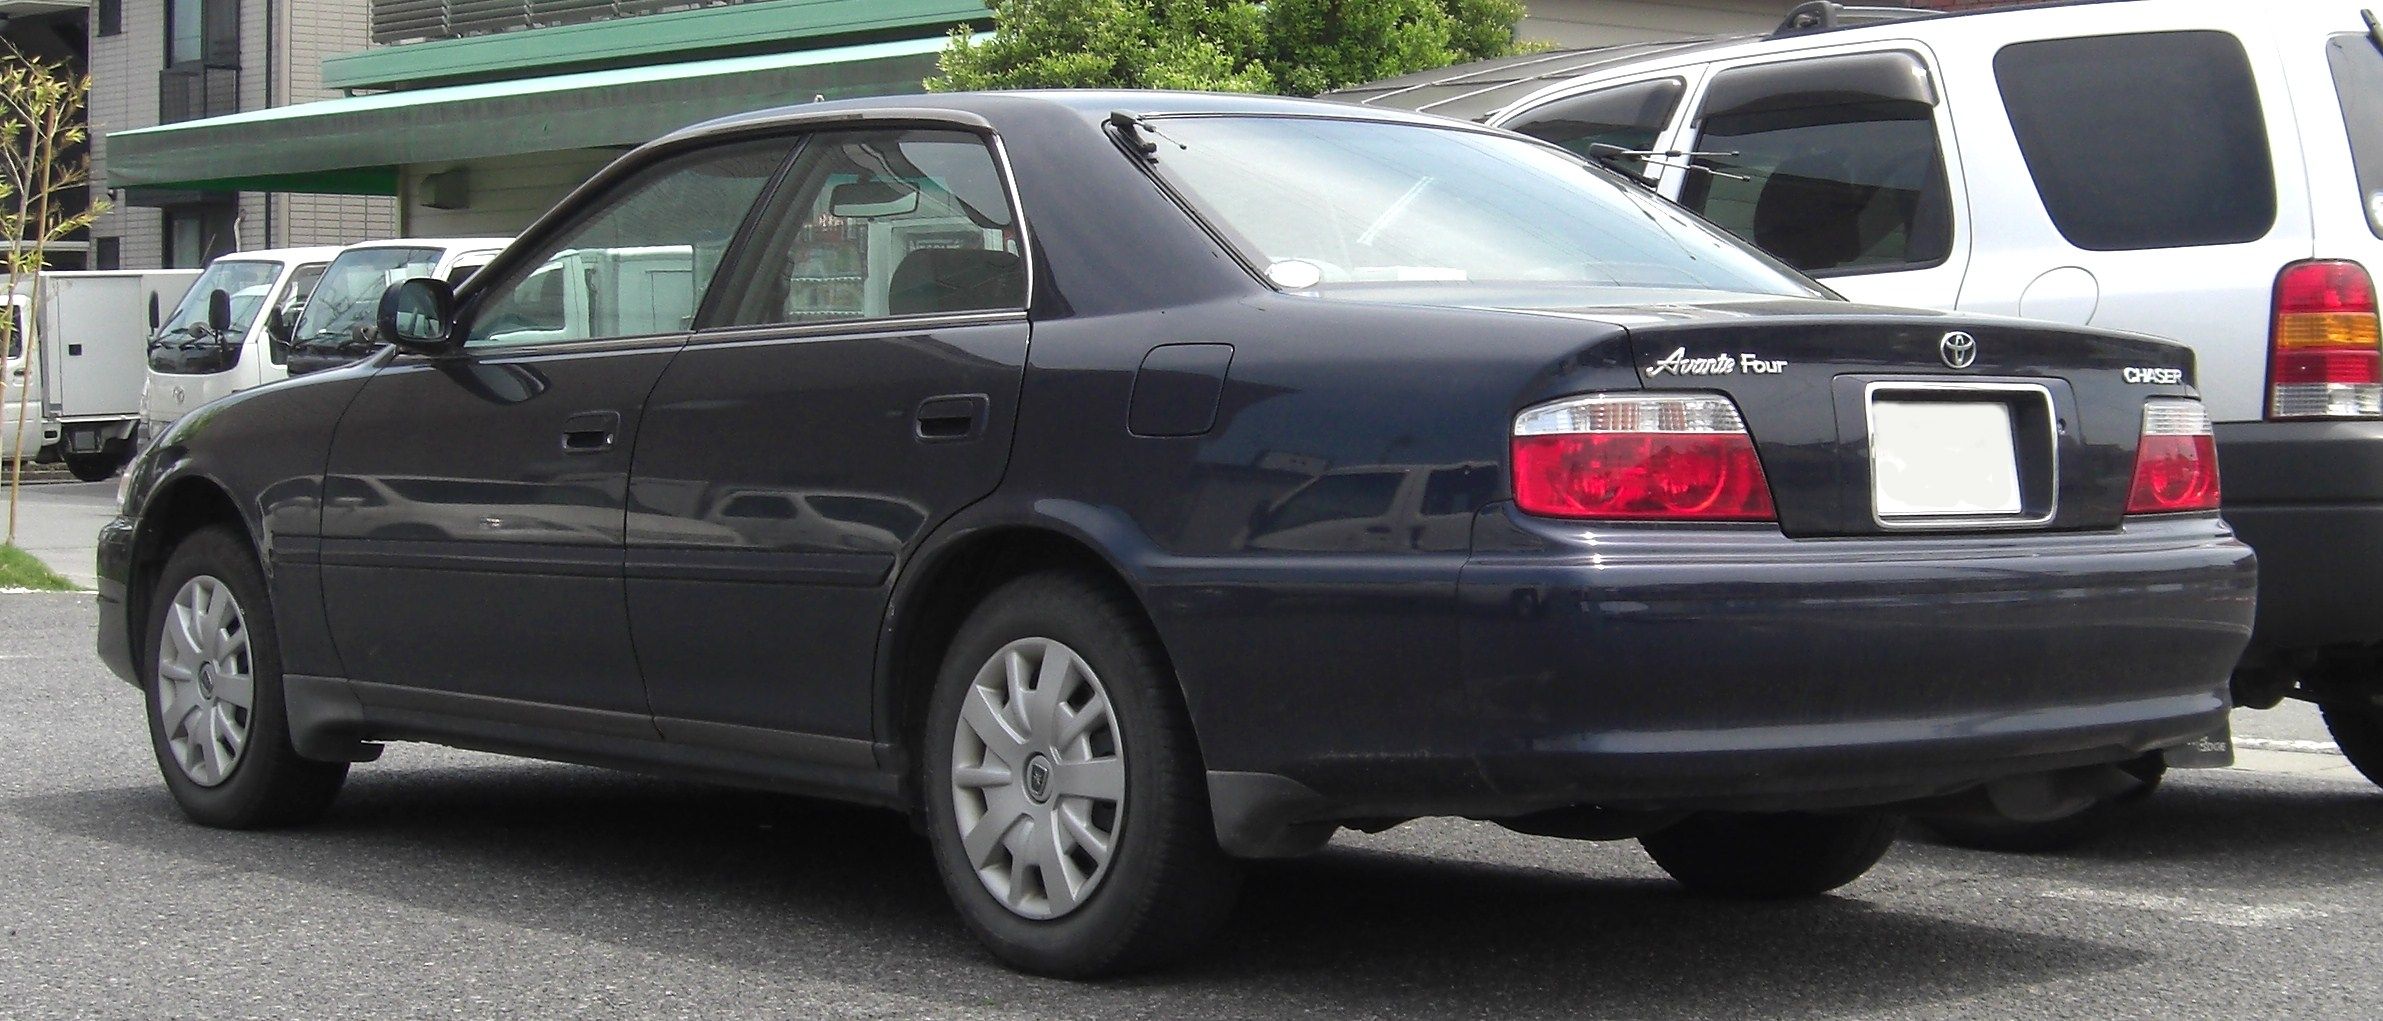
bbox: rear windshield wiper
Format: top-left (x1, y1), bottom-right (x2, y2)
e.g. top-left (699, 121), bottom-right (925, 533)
top-left (2366, 9), bottom-right (2382, 55)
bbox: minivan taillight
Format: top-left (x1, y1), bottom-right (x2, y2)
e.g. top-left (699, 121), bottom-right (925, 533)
top-left (2269, 259), bottom-right (2382, 419)
top-left (1512, 393), bottom-right (1775, 521)
top-left (2128, 399), bottom-right (2220, 514)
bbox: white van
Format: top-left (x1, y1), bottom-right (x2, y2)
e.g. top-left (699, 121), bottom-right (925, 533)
top-left (4, 270), bottom-right (202, 479)
top-left (141, 247), bottom-right (341, 442)
top-left (284, 238), bottom-right (511, 375)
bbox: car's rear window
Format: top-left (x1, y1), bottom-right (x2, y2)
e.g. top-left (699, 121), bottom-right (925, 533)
top-left (2329, 32), bottom-right (2383, 238)
top-left (1144, 115), bottom-right (1825, 300)
top-left (1995, 31), bottom-right (2276, 251)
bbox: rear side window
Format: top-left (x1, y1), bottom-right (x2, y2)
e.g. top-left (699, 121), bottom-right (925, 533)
top-left (1682, 52), bottom-right (1953, 277)
top-left (2328, 33), bottom-right (2383, 238)
top-left (1995, 31), bottom-right (2275, 251)
top-left (1506, 78), bottom-right (1686, 177)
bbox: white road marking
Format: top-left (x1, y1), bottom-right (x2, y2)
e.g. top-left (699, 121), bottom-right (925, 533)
top-left (2235, 737), bottom-right (2342, 755)
top-left (2036, 884), bottom-right (2332, 928)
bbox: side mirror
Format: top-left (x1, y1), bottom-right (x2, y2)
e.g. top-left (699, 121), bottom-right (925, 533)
top-left (376, 277), bottom-right (458, 356)
top-left (148, 292), bottom-right (161, 330)
top-left (205, 289), bottom-right (232, 334)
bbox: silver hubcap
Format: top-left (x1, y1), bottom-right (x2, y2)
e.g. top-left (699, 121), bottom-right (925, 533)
top-left (948, 637), bottom-right (1125, 920)
top-left (155, 575), bottom-right (254, 787)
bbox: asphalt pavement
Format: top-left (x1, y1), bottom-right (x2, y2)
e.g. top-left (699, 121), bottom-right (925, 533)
top-left (3, 592), bottom-right (2379, 1020)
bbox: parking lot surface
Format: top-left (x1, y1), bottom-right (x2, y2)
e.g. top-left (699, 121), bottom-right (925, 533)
top-left (2, 591), bottom-right (2376, 1019)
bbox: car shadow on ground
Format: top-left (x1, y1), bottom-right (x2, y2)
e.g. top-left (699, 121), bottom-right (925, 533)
top-left (28, 762), bottom-right (2377, 1017)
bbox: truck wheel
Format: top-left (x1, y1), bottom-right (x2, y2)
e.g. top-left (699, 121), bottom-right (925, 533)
top-left (1639, 812), bottom-right (1899, 899)
top-left (920, 572), bottom-right (1241, 978)
top-left (65, 451), bottom-right (122, 482)
top-left (2321, 701), bottom-right (2383, 787)
top-left (144, 526), bottom-right (347, 828)
top-left (1917, 758), bottom-right (2166, 853)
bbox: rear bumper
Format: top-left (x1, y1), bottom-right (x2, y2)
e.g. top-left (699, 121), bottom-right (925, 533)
top-left (1209, 513), bottom-right (2254, 849)
top-left (2215, 419), bottom-right (2383, 651)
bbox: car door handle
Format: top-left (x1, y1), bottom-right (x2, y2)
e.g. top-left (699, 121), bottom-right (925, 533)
top-left (560, 410), bottom-right (621, 454)
top-left (915, 394), bottom-right (990, 442)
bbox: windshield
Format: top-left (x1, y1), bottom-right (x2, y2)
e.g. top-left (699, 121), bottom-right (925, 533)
top-left (292, 247), bottom-right (442, 347)
top-left (147, 260), bottom-right (282, 374)
top-left (1147, 115), bottom-right (1825, 303)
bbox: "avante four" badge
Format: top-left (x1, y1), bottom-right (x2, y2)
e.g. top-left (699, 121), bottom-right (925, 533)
top-left (1645, 347), bottom-right (1788, 376)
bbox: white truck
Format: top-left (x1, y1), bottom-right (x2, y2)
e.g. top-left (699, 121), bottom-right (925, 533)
top-left (3, 270), bottom-right (201, 480)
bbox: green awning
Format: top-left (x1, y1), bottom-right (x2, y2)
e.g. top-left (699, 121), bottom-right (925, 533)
top-left (106, 35), bottom-right (949, 195)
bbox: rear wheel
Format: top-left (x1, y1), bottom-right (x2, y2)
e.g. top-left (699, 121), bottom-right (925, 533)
top-left (143, 526), bottom-right (347, 828)
top-left (2321, 701), bottom-right (2383, 788)
top-left (1639, 812), bottom-right (1898, 899)
top-left (65, 449), bottom-right (122, 482)
top-left (920, 572), bottom-right (1240, 978)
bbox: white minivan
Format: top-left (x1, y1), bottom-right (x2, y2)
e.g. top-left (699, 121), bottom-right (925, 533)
top-left (141, 247), bottom-right (341, 442)
top-left (284, 238), bottom-right (511, 375)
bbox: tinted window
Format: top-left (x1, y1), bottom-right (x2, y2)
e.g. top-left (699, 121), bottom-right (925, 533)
top-left (1684, 55), bottom-right (1952, 276)
top-left (720, 130), bottom-right (1022, 327)
top-left (468, 139), bottom-right (791, 349)
top-left (1507, 78), bottom-right (1685, 177)
top-left (1154, 117), bottom-right (1823, 300)
top-left (1996, 31), bottom-right (2276, 251)
top-left (2329, 34), bottom-right (2383, 239)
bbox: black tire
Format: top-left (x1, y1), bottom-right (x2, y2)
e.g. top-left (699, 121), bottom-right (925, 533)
top-left (143, 525), bottom-right (347, 828)
top-left (2322, 701), bottom-right (2383, 788)
top-left (920, 572), bottom-right (1241, 978)
top-left (1639, 812), bottom-right (1899, 899)
top-left (1917, 759), bottom-right (2167, 853)
top-left (65, 451), bottom-right (121, 482)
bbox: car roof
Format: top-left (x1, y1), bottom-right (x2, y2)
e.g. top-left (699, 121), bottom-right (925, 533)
top-left (210, 246), bottom-right (347, 265)
top-left (668, 89), bottom-right (1491, 145)
top-left (335, 238), bottom-right (513, 256)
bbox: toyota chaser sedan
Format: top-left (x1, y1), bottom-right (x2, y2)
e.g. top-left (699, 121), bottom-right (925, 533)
top-left (95, 92), bottom-right (2255, 978)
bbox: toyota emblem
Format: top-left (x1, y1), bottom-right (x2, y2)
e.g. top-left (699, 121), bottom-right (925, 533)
top-left (1939, 331), bottom-right (1978, 370)
top-left (171, 385), bottom-right (186, 404)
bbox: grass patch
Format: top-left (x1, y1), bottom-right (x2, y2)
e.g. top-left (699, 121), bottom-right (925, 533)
top-left (0, 543), bottom-right (76, 591)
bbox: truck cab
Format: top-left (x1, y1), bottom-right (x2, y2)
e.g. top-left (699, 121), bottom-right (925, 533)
top-left (142, 247), bottom-right (341, 444)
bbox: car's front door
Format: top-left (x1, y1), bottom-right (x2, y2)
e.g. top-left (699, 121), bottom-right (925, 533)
top-left (626, 126), bottom-right (1031, 746)
top-left (318, 137), bottom-right (795, 714)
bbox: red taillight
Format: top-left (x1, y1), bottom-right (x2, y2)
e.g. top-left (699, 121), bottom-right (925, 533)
top-left (2269, 260), bottom-right (2383, 419)
top-left (1512, 393), bottom-right (1776, 521)
top-left (2127, 399), bottom-right (2220, 514)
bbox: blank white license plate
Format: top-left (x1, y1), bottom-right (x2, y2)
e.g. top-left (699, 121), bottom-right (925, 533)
top-left (1871, 400), bottom-right (2022, 517)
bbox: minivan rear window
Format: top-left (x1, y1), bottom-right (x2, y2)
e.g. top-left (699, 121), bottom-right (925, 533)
top-left (2328, 33), bottom-right (2383, 238)
top-left (1995, 31), bottom-right (2276, 251)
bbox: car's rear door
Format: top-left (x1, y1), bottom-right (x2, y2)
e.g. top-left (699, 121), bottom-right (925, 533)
top-left (318, 137), bottom-right (795, 715)
top-left (627, 126), bottom-right (1030, 747)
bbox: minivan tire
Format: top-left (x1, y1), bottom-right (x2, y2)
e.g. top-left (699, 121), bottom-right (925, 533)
top-left (920, 572), bottom-right (1241, 978)
top-left (1639, 811), bottom-right (1899, 899)
top-left (143, 525), bottom-right (347, 828)
top-left (2321, 701), bottom-right (2383, 788)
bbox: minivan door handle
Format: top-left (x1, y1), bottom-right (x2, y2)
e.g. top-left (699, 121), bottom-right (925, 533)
top-left (915, 394), bottom-right (990, 442)
top-left (560, 410), bottom-right (622, 454)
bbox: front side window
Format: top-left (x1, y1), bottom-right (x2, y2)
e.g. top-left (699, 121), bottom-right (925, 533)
top-left (1150, 116), bottom-right (1822, 301)
top-left (268, 262), bottom-right (328, 365)
top-left (149, 259), bottom-right (280, 374)
top-left (292, 247), bottom-right (442, 352)
top-left (1996, 31), bottom-right (2275, 251)
top-left (1506, 78), bottom-right (1687, 178)
top-left (466, 139), bottom-right (792, 349)
top-left (1683, 53), bottom-right (1953, 276)
top-left (718, 129), bottom-right (1024, 327)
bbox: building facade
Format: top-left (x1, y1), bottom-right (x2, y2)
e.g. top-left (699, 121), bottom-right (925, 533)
top-left (87, 0), bottom-right (394, 268)
top-left (98, 0), bottom-right (1898, 249)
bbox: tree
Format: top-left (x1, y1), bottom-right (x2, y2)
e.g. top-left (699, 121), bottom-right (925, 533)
top-left (929, 0), bottom-right (1529, 96)
top-left (0, 46), bottom-right (102, 545)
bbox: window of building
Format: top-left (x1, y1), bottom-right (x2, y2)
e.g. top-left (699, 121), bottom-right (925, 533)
top-left (1996, 31), bottom-right (2275, 251)
top-left (163, 203), bottom-right (237, 268)
top-left (466, 139), bottom-right (793, 349)
top-left (166, 0), bottom-right (238, 68)
top-left (719, 129), bottom-right (1022, 327)
top-left (97, 0), bottom-right (122, 38)
top-left (1682, 52), bottom-right (1954, 277)
top-left (1505, 78), bottom-right (1686, 177)
top-left (93, 237), bottom-right (120, 270)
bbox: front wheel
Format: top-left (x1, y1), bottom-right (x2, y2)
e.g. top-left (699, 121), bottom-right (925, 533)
top-left (920, 572), bottom-right (1240, 978)
top-left (2321, 700), bottom-right (2383, 788)
top-left (1639, 812), bottom-right (1899, 899)
top-left (143, 526), bottom-right (347, 828)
